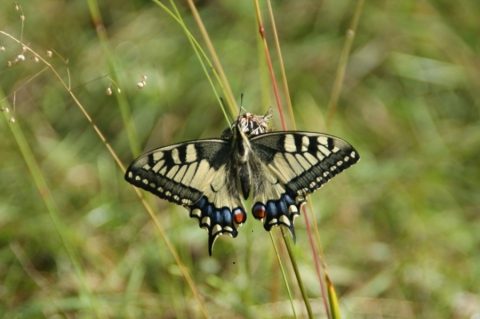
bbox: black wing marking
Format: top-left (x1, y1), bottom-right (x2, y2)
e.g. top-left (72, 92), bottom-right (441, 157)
top-left (125, 139), bottom-right (247, 255)
top-left (249, 132), bottom-right (360, 239)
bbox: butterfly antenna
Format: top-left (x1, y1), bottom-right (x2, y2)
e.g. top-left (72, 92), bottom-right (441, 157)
top-left (238, 93), bottom-right (247, 115)
top-left (239, 93), bottom-right (245, 116)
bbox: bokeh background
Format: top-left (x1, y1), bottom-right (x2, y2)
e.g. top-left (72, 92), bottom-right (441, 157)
top-left (1, 0), bottom-right (480, 318)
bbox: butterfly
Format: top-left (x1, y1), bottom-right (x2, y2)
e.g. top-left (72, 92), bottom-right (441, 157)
top-left (125, 109), bottom-right (360, 255)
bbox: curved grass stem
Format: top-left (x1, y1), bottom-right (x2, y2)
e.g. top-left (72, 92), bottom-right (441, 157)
top-left (326, 0), bottom-right (365, 129)
top-left (0, 30), bottom-right (209, 319)
top-left (185, 0), bottom-right (238, 115)
top-left (1, 88), bottom-right (101, 319)
top-left (252, 0), bottom-right (314, 317)
top-left (270, 233), bottom-right (298, 319)
top-left (153, 0), bottom-right (234, 124)
top-left (87, 0), bottom-right (141, 157)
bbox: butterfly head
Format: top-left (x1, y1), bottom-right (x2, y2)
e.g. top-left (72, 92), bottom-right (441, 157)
top-left (221, 108), bottom-right (273, 140)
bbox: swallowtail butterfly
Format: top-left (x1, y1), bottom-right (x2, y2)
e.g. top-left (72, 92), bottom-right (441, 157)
top-left (125, 109), bottom-right (359, 255)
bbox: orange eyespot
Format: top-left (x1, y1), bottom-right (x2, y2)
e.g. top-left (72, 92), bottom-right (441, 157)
top-left (233, 208), bottom-right (246, 224)
top-left (252, 204), bottom-right (266, 219)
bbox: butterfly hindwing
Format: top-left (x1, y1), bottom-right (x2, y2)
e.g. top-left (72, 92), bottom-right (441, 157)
top-left (249, 132), bottom-right (360, 238)
top-left (125, 139), bottom-right (247, 255)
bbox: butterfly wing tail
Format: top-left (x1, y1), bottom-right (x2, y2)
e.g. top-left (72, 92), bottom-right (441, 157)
top-left (187, 196), bottom-right (247, 256)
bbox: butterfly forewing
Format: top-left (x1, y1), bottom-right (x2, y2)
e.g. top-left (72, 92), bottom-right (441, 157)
top-left (126, 139), bottom-right (226, 204)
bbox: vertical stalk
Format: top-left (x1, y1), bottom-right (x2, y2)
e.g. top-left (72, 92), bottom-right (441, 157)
top-left (326, 0), bottom-right (365, 129)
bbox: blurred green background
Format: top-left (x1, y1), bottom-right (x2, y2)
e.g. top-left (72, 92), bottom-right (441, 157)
top-left (1, 0), bottom-right (480, 318)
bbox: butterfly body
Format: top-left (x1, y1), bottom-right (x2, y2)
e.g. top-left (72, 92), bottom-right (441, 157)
top-left (125, 110), bottom-right (359, 255)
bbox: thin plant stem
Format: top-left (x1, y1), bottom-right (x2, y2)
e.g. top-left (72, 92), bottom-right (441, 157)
top-left (1, 91), bottom-right (101, 319)
top-left (302, 203), bottom-right (331, 319)
top-left (266, 0), bottom-right (296, 130)
top-left (252, 0), bottom-right (313, 317)
top-left (321, 1), bottom-right (365, 317)
top-left (281, 228), bottom-right (314, 318)
top-left (0, 31), bottom-right (209, 319)
top-left (0, 67), bottom-right (48, 103)
top-left (153, 0), bottom-right (231, 124)
top-left (253, 0), bottom-right (287, 130)
top-left (87, 0), bottom-right (141, 157)
top-left (185, 0), bottom-right (238, 115)
top-left (307, 199), bottom-right (331, 309)
top-left (132, 188), bottom-right (209, 319)
top-left (326, 0), bottom-right (365, 129)
top-left (270, 233), bottom-right (298, 319)
top-left (266, 0), bottom-right (332, 317)
top-left (326, 274), bottom-right (341, 319)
